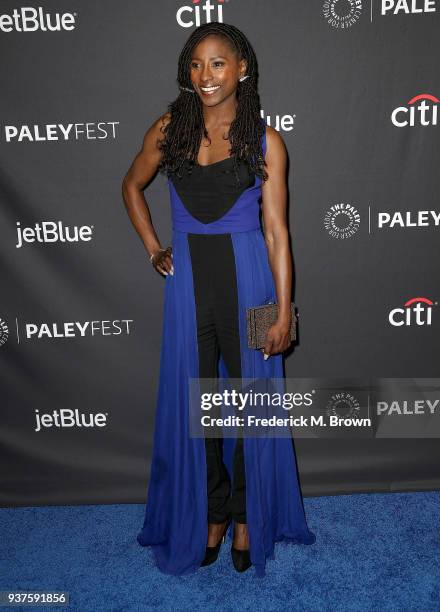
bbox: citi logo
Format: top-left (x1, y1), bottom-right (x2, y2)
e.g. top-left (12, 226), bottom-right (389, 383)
top-left (0, 318), bottom-right (9, 347)
top-left (176, 0), bottom-right (225, 28)
top-left (381, 0), bottom-right (437, 15)
top-left (388, 297), bottom-right (437, 326)
top-left (35, 409), bottom-right (107, 432)
top-left (391, 93), bottom-right (439, 127)
top-left (16, 220), bottom-right (94, 248)
top-left (0, 7), bottom-right (77, 33)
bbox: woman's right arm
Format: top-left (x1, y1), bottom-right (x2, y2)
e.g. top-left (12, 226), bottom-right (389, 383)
top-left (121, 112), bottom-right (173, 276)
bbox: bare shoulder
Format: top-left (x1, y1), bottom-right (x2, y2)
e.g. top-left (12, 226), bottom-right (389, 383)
top-left (264, 125), bottom-right (287, 166)
top-left (265, 125), bottom-right (286, 153)
top-left (137, 111), bottom-right (172, 165)
top-left (122, 112), bottom-right (173, 187)
top-left (144, 111), bottom-right (171, 146)
top-left (155, 111), bottom-right (172, 134)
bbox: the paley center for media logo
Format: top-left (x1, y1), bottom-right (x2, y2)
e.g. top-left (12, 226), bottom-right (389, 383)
top-left (323, 202), bottom-right (361, 239)
top-left (322, 0), bottom-right (362, 29)
top-left (324, 203), bottom-right (440, 238)
top-left (0, 318), bottom-right (9, 346)
top-left (323, 0), bottom-right (438, 28)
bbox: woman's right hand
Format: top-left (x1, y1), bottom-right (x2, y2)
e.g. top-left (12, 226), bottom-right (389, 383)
top-left (151, 246), bottom-right (173, 276)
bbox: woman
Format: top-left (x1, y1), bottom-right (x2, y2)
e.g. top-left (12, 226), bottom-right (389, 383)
top-left (122, 22), bottom-right (315, 577)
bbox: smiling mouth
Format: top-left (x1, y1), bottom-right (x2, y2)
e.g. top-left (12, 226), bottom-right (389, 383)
top-left (200, 85), bottom-right (221, 95)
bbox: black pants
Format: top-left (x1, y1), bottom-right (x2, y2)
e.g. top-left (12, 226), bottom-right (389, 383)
top-left (188, 233), bottom-right (246, 524)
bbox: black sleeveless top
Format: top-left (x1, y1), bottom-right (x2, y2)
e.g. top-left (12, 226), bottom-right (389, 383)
top-left (170, 157), bottom-right (256, 225)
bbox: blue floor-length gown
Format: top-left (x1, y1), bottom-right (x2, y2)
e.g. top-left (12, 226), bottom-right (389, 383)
top-left (137, 119), bottom-right (316, 577)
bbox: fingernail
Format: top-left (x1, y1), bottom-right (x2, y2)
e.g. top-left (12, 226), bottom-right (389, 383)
top-left (264, 353), bottom-right (269, 360)
top-left (164, 271), bottom-right (168, 276)
top-left (170, 270), bottom-right (174, 276)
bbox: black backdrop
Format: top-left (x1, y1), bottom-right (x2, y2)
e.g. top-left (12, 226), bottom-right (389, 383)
top-left (1, 1), bottom-right (439, 507)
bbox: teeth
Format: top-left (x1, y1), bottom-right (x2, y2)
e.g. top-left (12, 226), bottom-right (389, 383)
top-left (201, 85), bottom-right (220, 92)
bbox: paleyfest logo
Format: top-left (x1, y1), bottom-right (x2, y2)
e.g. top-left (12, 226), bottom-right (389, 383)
top-left (377, 209), bottom-right (440, 229)
top-left (323, 203), bottom-right (361, 239)
top-left (24, 319), bottom-right (134, 340)
top-left (177, 0), bottom-right (226, 28)
top-left (322, 0), bottom-right (362, 29)
top-left (2, 317), bottom-right (134, 344)
top-left (381, 0), bottom-right (438, 15)
top-left (389, 297), bottom-right (437, 327)
top-left (3, 122), bottom-right (120, 143)
top-left (391, 93), bottom-right (439, 127)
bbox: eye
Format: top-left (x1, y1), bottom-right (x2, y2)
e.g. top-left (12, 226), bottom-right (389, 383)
top-left (190, 61), bottom-right (224, 69)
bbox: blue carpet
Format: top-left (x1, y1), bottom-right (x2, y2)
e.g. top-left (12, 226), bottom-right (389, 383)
top-left (1, 491), bottom-right (439, 611)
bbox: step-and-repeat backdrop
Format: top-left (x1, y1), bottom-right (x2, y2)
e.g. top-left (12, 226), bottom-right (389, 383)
top-left (1, 1), bottom-right (439, 506)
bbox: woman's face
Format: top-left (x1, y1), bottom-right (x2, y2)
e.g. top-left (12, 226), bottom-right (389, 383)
top-left (189, 35), bottom-right (246, 107)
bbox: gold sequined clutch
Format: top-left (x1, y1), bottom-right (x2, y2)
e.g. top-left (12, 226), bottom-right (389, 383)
top-left (246, 301), bottom-right (297, 349)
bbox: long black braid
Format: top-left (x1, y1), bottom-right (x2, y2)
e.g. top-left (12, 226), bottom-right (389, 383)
top-left (156, 21), bottom-right (268, 183)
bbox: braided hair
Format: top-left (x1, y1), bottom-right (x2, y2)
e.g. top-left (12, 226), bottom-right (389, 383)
top-left (157, 21), bottom-right (267, 183)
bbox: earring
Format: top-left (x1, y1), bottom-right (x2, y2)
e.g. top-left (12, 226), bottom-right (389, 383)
top-left (179, 86), bottom-right (195, 93)
top-left (239, 75), bottom-right (250, 82)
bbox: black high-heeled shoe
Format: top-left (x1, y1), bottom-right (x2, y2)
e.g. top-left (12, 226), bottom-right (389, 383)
top-left (231, 545), bottom-right (252, 572)
top-left (231, 524), bottom-right (252, 572)
top-left (201, 518), bottom-right (231, 567)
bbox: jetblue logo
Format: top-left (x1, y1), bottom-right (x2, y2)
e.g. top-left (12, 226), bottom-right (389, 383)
top-left (35, 409), bottom-right (108, 432)
top-left (0, 7), bottom-right (77, 32)
top-left (16, 221), bottom-right (94, 248)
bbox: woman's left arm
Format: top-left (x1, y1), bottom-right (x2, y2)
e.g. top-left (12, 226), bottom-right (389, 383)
top-left (260, 125), bottom-right (292, 358)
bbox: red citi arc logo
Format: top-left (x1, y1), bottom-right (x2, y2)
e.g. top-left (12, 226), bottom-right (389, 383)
top-left (389, 297), bottom-right (436, 327)
top-left (177, 0), bottom-right (226, 27)
top-left (391, 93), bottom-right (439, 127)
